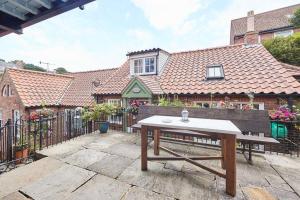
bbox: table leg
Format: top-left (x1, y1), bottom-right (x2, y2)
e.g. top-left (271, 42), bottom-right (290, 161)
top-left (154, 129), bottom-right (160, 156)
top-left (221, 138), bottom-right (226, 169)
top-left (141, 125), bottom-right (148, 171)
top-left (225, 134), bottom-right (236, 197)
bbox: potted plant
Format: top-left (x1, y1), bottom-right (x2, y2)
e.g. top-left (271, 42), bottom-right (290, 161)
top-left (86, 103), bottom-right (116, 133)
top-left (269, 105), bottom-right (297, 138)
top-left (14, 143), bottom-right (29, 164)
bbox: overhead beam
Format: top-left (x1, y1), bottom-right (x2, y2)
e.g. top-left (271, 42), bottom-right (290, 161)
top-left (33, 0), bottom-right (52, 9)
top-left (10, 0), bottom-right (39, 15)
top-left (0, 14), bottom-right (23, 36)
top-left (0, 1), bottom-right (26, 20)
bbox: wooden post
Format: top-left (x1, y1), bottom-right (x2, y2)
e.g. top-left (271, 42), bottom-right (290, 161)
top-left (141, 125), bottom-right (148, 170)
top-left (154, 129), bottom-right (160, 155)
top-left (225, 134), bottom-right (236, 197)
top-left (220, 138), bottom-right (226, 169)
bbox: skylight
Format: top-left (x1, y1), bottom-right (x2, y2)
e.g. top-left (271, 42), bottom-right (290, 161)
top-left (206, 65), bottom-right (224, 80)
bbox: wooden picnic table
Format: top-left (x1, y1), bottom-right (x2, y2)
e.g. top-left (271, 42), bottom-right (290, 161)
top-left (138, 115), bottom-right (242, 197)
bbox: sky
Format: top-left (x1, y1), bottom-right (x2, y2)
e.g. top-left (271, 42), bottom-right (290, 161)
top-left (0, 0), bottom-right (299, 72)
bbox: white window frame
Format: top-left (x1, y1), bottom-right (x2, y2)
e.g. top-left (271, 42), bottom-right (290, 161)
top-left (274, 30), bottom-right (293, 38)
top-left (206, 65), bottom-right (224, 79)
top-left (107, 99), bottom-right (122, 106)
top-left (134, 59), bottom-right (143, 74)
top-left (133, 57), bottom-right (156, 75)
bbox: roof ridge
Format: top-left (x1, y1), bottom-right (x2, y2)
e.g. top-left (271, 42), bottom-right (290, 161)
top-left (231, 3), bottom-right (300, 21)
top-left (7, 67), bottom-right (74, 78)
top-left (69, 67), bottom-right (118, 74)
top-left (170, 43), bottom-right (245, 55)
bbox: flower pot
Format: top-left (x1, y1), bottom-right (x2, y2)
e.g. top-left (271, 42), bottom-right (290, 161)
top-left (99, 121), bottom-right (109, 133)
top-left (15, 148), bottom-right (29, 164)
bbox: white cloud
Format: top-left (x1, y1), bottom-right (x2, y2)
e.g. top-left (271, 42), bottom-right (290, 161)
top-left (131, 0), bottom-right (207, 34)
top-left (127, 29), bottom-right (153, 41)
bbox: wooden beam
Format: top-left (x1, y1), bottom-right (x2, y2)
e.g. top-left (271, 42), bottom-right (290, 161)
top-left (160, 146), bottom-right (226, 178)
top-left (0, 1), bottom-right (26, 20)
top-left (148, 156), bottom-right (223, 161)
top-left (33, 0), bottom-right (52, 9)
top-left (10, 0), bottom-right (39, 15)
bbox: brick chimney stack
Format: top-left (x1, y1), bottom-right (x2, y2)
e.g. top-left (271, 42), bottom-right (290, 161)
top-left (244, 10), bottom-right (259, 44)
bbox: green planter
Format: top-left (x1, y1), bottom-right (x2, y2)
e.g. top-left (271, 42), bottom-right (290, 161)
top-left (271, 122), bottom-right (287, 138)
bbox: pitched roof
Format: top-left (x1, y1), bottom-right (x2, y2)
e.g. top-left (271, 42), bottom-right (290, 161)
top-left (95, 61), bottom-right (131, 95)
top-left (95, 44), bottom-right (300, 95)
top-left (137, 76), bottom-right (163, 95)
top-left (160, 44), bottom-right (300, 95)
top-left (61, 68), bottom-right (117, 107)
top-left (281, 63), bottom-right (300, 76)
top-left (231, 4), bottom-right (300, 40)
top-left (7, 68), bottom-right (73, 107)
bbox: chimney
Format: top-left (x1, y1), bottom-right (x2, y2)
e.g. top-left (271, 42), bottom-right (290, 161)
top-left (244, 10), bottom-right (258, 44)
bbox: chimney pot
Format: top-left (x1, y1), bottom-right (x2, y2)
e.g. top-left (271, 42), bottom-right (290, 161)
top-left (247, 10), bottom-right (254, 17)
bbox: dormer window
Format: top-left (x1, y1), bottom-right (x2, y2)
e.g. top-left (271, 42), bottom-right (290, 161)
top-left (134, 59), bottom-right (143, 74)
top-left (133, 57), bottom-right (156, 75)
top-left (206, 65), bottom-right (224, 80)
top-left (145, 58), bottom-right (155, 73)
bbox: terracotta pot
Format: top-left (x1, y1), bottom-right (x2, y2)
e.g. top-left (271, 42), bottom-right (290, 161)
top-left (15, 148), bottom-right (29, 164)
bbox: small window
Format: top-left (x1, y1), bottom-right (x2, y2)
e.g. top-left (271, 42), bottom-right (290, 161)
top-left (145, 57), bottom-right (155, 73)
top-left (206, 65), bottom-right (224, 79)
top-left (274, 30), bottom-right (293, 38)
top-left (134, 59), bottom-right (143, 74)
top-left (2, 85), bottom-right (7, 96)
top-left (107, 99), bottom-right (121, 106)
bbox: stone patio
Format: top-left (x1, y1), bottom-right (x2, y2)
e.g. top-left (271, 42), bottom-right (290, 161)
top-left (0, 131), bottom-right (300, 200)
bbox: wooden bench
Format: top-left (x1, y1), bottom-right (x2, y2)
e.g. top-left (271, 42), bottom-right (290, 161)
top-left (132, 105), bottom-right (279, 163)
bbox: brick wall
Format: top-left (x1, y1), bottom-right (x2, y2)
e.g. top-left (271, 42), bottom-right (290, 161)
top-left (0, 72), bottom-right (26, 123)
top-left (234, 27), bottom-right (300, 44)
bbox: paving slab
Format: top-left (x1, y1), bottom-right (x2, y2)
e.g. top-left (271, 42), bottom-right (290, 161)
top-left (87, 154), bottom-right (134, 178)
top-left (171, 171), bottom-right (218, 200)
top-left (118, 159), bottom-right (164, 190)
top-left (20, 164), bottom-right (96, 200)
top-left (0, 157), bottom-right (64, 198)
top-left (101, 143), bottom-right (141, 159)
top-left (123, 186), bottom-right (175, 200)
top-left (272, 165), bottom-right (300, 197)
top-left (63, 148), bottom-right (108, 168)
top-left (265, 187), bottom-right (300, 200)
top-left (38, 143), bottom-right (85, 159)
top-left (242, 186), bottom-right (276, 200)
top-left (83, 133), bottom-right (126, 151)
top-left (66, 174), bottom-right (131, 200)
top-left (0, 192), bottom-right (28, 200)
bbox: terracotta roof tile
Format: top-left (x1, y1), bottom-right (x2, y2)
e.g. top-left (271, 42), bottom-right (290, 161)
top-left (137, 76), bottom-right (163, 95)
top-left (159, 44), bottom-right (300, 95)
top-left (8, 68), bottom-right (73, 107)
top-left (231, 4), bottom-right (300, 39)
top-left (95, 61), bottom-right (131, 95)
top-left (61, 68), bottom-right (117, 107)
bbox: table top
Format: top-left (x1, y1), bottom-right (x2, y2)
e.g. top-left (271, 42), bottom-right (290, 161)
top-left (138, 115), bottom-right (241, 135)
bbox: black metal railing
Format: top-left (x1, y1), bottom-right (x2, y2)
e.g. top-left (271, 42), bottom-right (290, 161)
top-left (0, 110), bottom-right (95, 169)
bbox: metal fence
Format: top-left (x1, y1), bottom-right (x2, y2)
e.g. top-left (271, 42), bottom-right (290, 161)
top-left (0, 110), bottom-right (94, 168)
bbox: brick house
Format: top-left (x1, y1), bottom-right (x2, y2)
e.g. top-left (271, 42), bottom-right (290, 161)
top-left (230, 4), bottom-right (300, 45)
top-left (93, 45), bottom-right (300, 112)
top-left (0, 68), bottom-right (116, 125)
